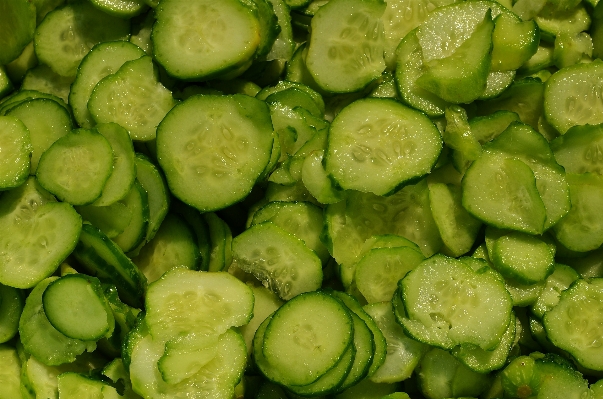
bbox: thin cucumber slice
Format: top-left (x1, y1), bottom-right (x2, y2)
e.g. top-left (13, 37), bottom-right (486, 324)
top-left (231, 222), bottom-right (323, 300)
top-left (0, 345), bottom-right (21, 398)
top-left (19, 278), bottom-right (95, 366)
top-left (395, 29), bottom-right (449, 117)
top-left (57, 372), bottom-right (119, 399)
top-left (111, 181), bottom-right (149, 254)
top-left (337, 311), bottom-right (374, 391)
top-left (20, 64), bottom-right (74, 103)
top-left (261, 291), bottom-right (353, 386)
top-left (33, 1), bottom-right (130, 77)
top-left (551, 123), bottom-right (603, 175)
top-left (354, 246), bottom-right (424, 303)
top-left (134, 154), bottom-right (169, 243)
top-left (70, 41), bottom-right (145, 129)
top-left (544, 60), bottom-right (603, 134)
top-left (43, 274), bottom-right (114, 341)
top-left (203, 212), bottom-right (233, 273)
top-left (5, 97), bottom-right (72, 172)
top-left (132, 212), bottom-right (199, 284)
top-left (325, 98), bottom-right (442, 195)
top-left (250, 201), bottom-right (330, 264)
top-left (237, 285), bottom-right (283, 357)
top-left (36, 128), bottom-right (114, 206)
top-left (0, 115), bottom-right (31, 190)
top-left (490, 14), bottom-right (539, 72)
top-left (129, 328), bottom-right (247, 399)
top-left (552, 173), bottom-right (603, 252)
top-left (157, 332), bottom-right (219, 385)
top-left (88, 0), bottom-right (148, 18)
top-left (0, 284), bottom-right (24, 343)
top-left (365, 300), bottom-right (428, 383)
top-left (328, 290), bottom-right (387, 378)
top-left (157, 94), bottom-right (274, 212)
top-left (486, 122), bottom-right (570, 230)
top-left (490, 231), bottom-right (555, 284)
top-left (301, 149), bottom-right (347, 204)
top-left (462, 151), bottom-right (547, 235)
top-left (152, 0), bottom-right (261, 80)
top-left (145, 268), bottom-right (254, 341)
top-left (530, 263), bottom-right (579, 319)
top-left (398, 254), bottom-right (512, 350)
top-left (72, 223), bottom-right (147, 308)
top-left (416, 347), bottom-right (493, 399)
top-left (0, 0), bottom-right (36, 65)
top-left (265, 0), bottom-right (295, 61)
top-left (91, 123), bottom-right (137, 207)
top-left (544, 278), bottom-right (603, 371)
top-left (305, 0), bottom-right (386, 93)
top-left (88, 55), bottom-right (177, 142)
top-left (0, 179), bottom-right (81, 289)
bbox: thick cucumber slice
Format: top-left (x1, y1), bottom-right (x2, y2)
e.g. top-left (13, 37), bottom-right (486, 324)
top-left (544, 278), bottom-right (603, 371)
top-left (544, 60), bottom-right (603, 134)
top-left (42, 274), bottom-right (114, 341)
top-left (231, 222), bottom-right (323, 300)
top-left (398, 254), bottom-right (512, 350)
top-left (0, 115), bottom-right (31, 190)
top-left (157, 94), bottom-right (273, 212)
top-left (462, 151), bottom-right (547, 235)
top-left (0, 179), bottom-right (82, 289)
top-left (305, 0), bottom-right (387, 93)
top-left (36, 128), bottom-right (114, 206)
top-left (145, 269), bottom-right (254, 341)
top-left (88, 56), bottom-right (177, 142)
top-left (69, 41), bottom-right (145, 129)
top-left (261, 291), bottom-right (354, 386)
top-left (34, 1), bottom-right (130, 77)
top-left (152, 0), bottom-right (261, 80)
top-left (325, 98), bottom-right (442, 195)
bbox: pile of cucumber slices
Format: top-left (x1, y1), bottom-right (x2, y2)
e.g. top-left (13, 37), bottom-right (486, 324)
top-left (2, 0), bottom-right (603, 397)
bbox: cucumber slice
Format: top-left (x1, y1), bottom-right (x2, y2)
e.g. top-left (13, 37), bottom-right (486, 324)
top-left (398, 254), bottom-right (512, 350)
top-left (69, 40), bottom-right (145, 129)
top-left (88, 55), bottom-right (177, 142)
top-left (545, 278), bottom-right (603, 371)
top-left (145, 268), bottom-right (254, 341)
top-left (0, 115), bottom-right (32, 190)
top-left (157, 94), bottom-right (274, 212)
top-left (134, 154), bottom-right (170, 243)
top-left (34, 1), bottom-right (130, 77)
top-left (43, 274), bottom-right (114, 341)
top-left (305, 0), bottom-right (387, 93)
top-left (325, 98), bottom-right (442, 195)
top-left (88, 0), bottom-right (148, 18)
top-left (0, 284), bottom-right (24, 343)
top-left (544, 60), bottom-right (603, 134)
top-left (152, 0), bottom-right (261, 80)
top-left (231, 222), bottom-right (323, 300)
top-left (261, 291), bottom-right (353, 386)
top-left (0, 179), bottom-right (82, 289)
top-left (551, 123), bottom-right (603, 175)
top-left (0, 0), bottom-right (36, 65)
top-left (0, 345), bottom-right (21, 398)
top-left (36, 128), bottom-right (114, 206)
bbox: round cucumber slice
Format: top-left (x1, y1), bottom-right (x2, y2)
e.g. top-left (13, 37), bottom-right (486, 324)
top-left (325, 97), bottom-right (442, 195)
top-left (43, 274), bottom-right (114, 341)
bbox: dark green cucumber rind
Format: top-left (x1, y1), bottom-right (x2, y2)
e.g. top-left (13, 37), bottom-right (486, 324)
top-left (72, 223), bottom-right (147, 308)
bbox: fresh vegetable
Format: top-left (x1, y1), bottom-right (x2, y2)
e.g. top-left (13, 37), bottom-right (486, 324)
top-left (1, 0), bottom-right (603, 398)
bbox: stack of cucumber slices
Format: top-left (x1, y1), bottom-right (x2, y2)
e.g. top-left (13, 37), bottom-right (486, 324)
top-left (3, 0), bottom-right (603, 397)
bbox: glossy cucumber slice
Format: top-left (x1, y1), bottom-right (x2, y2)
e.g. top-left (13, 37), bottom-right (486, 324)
top-left (325, 97), bottom-right (442, 195)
